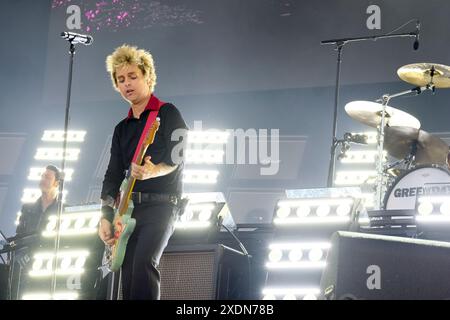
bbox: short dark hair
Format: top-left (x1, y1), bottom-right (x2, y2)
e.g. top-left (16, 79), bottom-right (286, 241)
top-left (45, 165), bottom-right (62, 182)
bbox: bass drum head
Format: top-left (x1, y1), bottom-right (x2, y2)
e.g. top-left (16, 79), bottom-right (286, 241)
top-left (384, 165), bottom-right (450, 210)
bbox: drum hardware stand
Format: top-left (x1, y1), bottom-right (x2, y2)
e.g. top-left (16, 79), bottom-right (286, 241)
top-left (385, 156), bottom-right (414, 177)
top-left (6, 242), bottom-right (15, 300)
top-left (321, 23), bottom-right (420, 187)
top-left (374, 84), bottom-right (435, 209)
top-left (385, 140), bottom-right (418, 174)
top-left (406, 141), bottom-right (418, 169)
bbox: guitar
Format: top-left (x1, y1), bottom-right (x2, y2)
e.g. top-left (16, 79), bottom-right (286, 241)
top-left (106, 117), bottom-right (160, 272)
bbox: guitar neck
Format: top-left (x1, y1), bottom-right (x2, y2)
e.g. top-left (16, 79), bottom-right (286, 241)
top-left (117, 144), bottom-right (151, 216)
top-left (116, 116), bottom-right (160, 217)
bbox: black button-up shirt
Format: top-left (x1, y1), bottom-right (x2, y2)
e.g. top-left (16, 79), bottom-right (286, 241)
top-left (101, 97), bottom-right (188, 201)
top-left (16, 197), bottom-right (58, 236)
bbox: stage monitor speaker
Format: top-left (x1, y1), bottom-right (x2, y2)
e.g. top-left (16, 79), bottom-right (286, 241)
top-left (320, 231), bottom-right (450, 300)
top-left (159, 244), bottom-right (249, 300)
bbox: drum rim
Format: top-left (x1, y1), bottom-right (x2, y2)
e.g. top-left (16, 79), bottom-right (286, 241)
top-left (383, 164), bottom-right (450, 209)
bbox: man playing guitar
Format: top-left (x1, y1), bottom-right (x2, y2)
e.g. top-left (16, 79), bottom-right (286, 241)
top-left (98, 45), bottom-right (188, 300)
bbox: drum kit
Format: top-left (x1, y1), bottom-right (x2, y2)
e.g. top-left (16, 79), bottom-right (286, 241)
top-left (344, 63), bottom-right (450, 210)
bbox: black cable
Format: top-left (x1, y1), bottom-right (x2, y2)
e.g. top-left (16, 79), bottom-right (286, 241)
top-left (385, 18), bottom-right (418, 36)
top-left (219, 221), bottom-right (252, 299)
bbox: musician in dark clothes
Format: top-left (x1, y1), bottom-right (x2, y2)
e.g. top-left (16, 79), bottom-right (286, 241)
top-left (16, 165), bottom-right (61, 236)
top-left (11, 165), bottom-right (61, 299)
top-left (98, 45), bottom-right (188, 300)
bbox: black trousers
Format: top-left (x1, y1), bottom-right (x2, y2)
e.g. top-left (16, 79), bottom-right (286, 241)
top-left (121, 202), bottom-right (178, 300)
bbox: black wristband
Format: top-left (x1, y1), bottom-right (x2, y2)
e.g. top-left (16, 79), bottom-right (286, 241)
top-left (101, 205), bottom-right (115, 223)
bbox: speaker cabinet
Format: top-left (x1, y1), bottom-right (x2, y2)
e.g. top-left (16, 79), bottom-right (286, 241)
top-left (320, 231), bottom-right (450, 300)
top-left (159, 244), bottom-right (249, 300)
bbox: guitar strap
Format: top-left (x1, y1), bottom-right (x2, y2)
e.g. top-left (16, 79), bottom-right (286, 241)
top-left (131, 98), bottom-right (166, 163)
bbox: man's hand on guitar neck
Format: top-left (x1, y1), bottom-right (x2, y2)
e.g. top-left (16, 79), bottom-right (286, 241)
top-left (131, 156), bottom-right (178, 180)
top-left (99, 218), bottom-right (115, 246)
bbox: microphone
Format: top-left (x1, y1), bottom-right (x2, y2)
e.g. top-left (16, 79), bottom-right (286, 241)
top-left (61, 31), bottom-right (93, 45)
top-left (344, 133), bottom-right (368, 145)
top-left (413, 20), bottom-right (420, 50)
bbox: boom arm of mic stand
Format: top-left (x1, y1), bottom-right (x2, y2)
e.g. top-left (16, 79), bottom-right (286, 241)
top-left (321, 31), bottom-right (417, 46)
top-left (324, 30), bottom-right (417, 188)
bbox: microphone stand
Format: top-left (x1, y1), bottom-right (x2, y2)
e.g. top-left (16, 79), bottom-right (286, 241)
top-left (217, 217), bottom-right (252, 299)
top-left (50, 41), bottom-right (76, 298)
top-left (322, 30), bottom-right (418, 188)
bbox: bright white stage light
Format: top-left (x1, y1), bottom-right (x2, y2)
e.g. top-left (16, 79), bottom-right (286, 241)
top-left (276, 206), bottom-right (291, 219)
top-left (278, 198), bottom-right (354, 207)
top-left (174, 193), bottom-right (232, 231)
top-left (186, 149), bottom-right (224, 164)
top-left (316, 205), bottom-right (330, 217)
top-left (28, 167), bottom-right (74, 181)
top-left (296, 205), bottom-right (311, 217)
top-left (34, 148), bottom-right (80, 161)
top-left (416, 215), bottom-right (450, 223)
top-left (22, 292), bottom-right (79, 300)
top-left (198, 208), bottom-right (213, 221)
top-left (308, 248), bottom-right (324, 262)
top-left (288, 249), bottom-right (303, 262)
top-left (41, 130), bottom-right (86, 142)
top-left (303, 293), bottom-right (318, 300)
top-left (335, 170), bottom-right (377, 186)
top-left (269, 242), bottom-right (331, 250)
top-left (187, 131), bottom-right (229, 144)
top-left (29, 250), bottom-right (89, 277)
top-left (275, 198), bottom-right (354, 224)
top-left (440, 201), bottom-right (450, 215)
top-left (22, 293), bottom-right (51, 300)
top-left (336, 203), bottom-right (351, 216)
top-left (268, 249), bottom-right (283, 263)
top-left (183, 170), bottom-right (219, 184)
top-left (351, 131), bottom-right (377, 144)
top-left (42, 211), bottom-right (101, 238)
top-left (265, 261), bottom-right (326, 269)
top-left (262, 287), bottom-right (320, 300)
top-left (174, 221), bottom-right (211, 229)
top-left (21, 189), bottom-right (68, 203)
top-left (417, 201), bottom-right (433, 216)
top-left (274, 216), bottom-right (350, 225)
top-left (340, 150), bottom-right (386, 164)
top-left (60, 257), bottom-right (72, 270)
top-left (177, 204), bottom-right (215, 227)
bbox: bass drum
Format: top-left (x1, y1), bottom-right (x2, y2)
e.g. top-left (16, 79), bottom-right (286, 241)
top-left (384, 165), bottom-right (450, 210)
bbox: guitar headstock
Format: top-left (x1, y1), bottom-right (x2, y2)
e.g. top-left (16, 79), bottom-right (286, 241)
top-left (145, 117), bottom-right (160, 146)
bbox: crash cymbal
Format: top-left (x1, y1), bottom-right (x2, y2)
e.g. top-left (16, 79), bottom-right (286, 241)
top-left (397, 63), bottom-right (450, 88)
top-left (384, 126), bottom-right (419, 160)
top-left (345, 101), bottom-right (421, 129)
top-left (384, 126), bottom-right (449, 165)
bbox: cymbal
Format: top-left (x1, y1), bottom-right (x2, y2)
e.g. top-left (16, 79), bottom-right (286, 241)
top-left (386, 168), bottom-right (407, 177)
top-left (397, 63), bottom-right (450, 88)
top-left (384, 126), bottom-right (449, 165)
top-left (345, 101), bottom-right (421, 129)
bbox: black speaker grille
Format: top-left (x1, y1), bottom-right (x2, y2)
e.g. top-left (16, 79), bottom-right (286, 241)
top-left (159, 251), bottom-right (217, 300)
